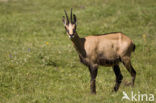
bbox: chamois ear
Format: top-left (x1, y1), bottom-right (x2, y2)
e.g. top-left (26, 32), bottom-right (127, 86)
top-left (73, 14), bottom-right (77, 24)
top-left (62, 16), bottom-right (66, 26)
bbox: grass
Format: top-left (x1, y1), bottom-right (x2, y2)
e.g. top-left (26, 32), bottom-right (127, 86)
top-left (0, 0), bottom-right (156, 103)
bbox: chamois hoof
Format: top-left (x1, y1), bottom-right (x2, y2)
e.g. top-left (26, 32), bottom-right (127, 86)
top-left (114, 87), bottom-right (119, 92)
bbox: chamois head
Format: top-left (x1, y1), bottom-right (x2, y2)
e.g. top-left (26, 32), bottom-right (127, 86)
top-left (62, 8), bottom-right (77, 39)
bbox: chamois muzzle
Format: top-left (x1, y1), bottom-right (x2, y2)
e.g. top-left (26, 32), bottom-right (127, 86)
top-left (69, 34), bottom-right (75, 39)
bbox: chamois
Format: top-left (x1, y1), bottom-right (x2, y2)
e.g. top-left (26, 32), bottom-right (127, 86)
top-left (62, 9), bottom-right (136, 94)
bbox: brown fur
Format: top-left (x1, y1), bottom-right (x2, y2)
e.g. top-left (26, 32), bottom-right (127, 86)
top-left (71, 32), bottom-right (135, 67)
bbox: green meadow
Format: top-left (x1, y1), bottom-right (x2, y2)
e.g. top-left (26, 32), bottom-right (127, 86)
top-left (0, 0), bottom-right (156, 103)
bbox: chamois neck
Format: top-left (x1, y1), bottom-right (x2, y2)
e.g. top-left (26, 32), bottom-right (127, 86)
top-left (71, 32), bottom-right (86, 57)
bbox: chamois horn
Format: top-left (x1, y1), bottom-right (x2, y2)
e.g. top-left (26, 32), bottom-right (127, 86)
top-left (64, 10), bottom-right (69, 24)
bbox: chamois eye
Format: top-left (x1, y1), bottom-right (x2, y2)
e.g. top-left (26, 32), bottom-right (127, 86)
top-left (73, 29), bottom-right (75, 33)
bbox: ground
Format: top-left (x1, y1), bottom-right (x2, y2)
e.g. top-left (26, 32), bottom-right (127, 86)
top-left (0, 0), bottom-right (156, 103)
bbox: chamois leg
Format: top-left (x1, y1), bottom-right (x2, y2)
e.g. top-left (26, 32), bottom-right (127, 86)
top-left (112, 65), bottom-right (123, 92)
top-left (88, 65), bottom-right (98, 94)
top-left (122, 57), bottom-right (136, 86)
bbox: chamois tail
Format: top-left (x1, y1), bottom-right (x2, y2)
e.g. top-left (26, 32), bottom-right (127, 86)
top-left (132, 43), bottom-right (136, 52)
